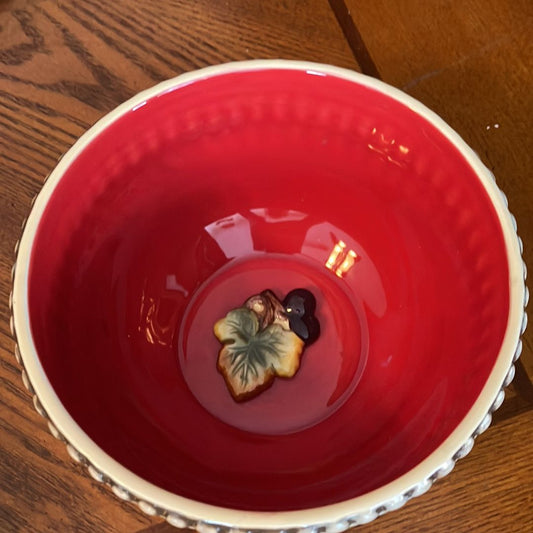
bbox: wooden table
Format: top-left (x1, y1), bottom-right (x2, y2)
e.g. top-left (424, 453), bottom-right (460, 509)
top-left (1, 1), bottom-right (532, 531)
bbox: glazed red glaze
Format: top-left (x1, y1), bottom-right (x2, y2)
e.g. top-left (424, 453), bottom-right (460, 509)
top-left (28, 69), bottom-right (509, 511)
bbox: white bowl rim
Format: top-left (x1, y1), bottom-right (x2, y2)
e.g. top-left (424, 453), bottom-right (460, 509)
top-left (11, 59), bottom-right (526, 530)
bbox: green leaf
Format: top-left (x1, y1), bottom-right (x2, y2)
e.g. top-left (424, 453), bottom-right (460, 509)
top-left (214, 307), bottom-right (305, 401)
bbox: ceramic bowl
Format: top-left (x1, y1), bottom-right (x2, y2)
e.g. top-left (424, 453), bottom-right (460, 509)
top-left (11, 61), bottom-right (527, 531)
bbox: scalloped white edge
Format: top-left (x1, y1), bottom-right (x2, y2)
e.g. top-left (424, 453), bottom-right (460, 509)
top-left (10, 60), bottom-right (527, 531)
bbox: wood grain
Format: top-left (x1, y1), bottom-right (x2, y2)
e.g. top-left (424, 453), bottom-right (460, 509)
top-left (326, 0), bottom-right (380, 77)
top-left (1, 0), bottom-right (531, 531)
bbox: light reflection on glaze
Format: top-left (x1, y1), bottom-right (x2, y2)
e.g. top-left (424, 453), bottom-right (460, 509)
top-left (367, 126), bottom-right (411, 168)
top-left (325, 240), bottom-right (359, 278)
top-left (204, 213), bottom-right (254, 259)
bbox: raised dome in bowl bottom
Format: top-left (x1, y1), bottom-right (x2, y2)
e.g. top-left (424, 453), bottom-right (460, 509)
top-left (28, 69), bottom-right (509, 511)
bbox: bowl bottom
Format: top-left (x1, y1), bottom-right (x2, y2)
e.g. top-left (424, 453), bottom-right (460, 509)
top-left (179, 253), bottom-right (368, 434)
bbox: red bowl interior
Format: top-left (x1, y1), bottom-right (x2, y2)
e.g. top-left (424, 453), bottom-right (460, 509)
top-left (28, 68), bottom-right (509, 511)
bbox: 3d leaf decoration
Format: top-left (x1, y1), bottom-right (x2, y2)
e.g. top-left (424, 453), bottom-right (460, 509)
top-left (214, 307), bottom-right (304, 402)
